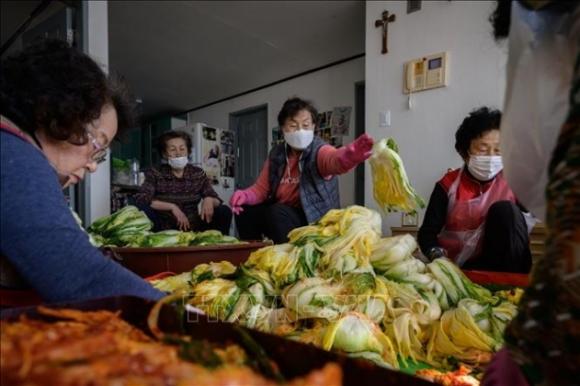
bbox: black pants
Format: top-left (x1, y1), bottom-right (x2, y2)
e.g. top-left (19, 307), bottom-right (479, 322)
top-left (196, 204), bottom-right (232, 235)
top-left (136, 203), bottom-right (232, 235)
top-left (463, 201), bottom-right (532, 273)
top-left (235, 203), bottom-right (308, 244)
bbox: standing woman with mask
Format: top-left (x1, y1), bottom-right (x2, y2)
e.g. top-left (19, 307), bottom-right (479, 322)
top-left (230, 97), bottom-right (374, 244)
top-left (134, 131), bottom-right (232, 234)
top-left (418, 107), bottom-right (532, 273)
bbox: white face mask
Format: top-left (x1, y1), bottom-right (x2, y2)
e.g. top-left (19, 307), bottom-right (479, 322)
top-left (284, 129), bottom-right (313, 150)
top-left (467, 155), bottom-right (503, 181)
top-left (168, 156), bottom-right (188, 169)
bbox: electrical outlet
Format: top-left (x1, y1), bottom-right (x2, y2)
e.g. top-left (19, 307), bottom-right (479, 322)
top-left (401, 212), bottom-right (418, 227)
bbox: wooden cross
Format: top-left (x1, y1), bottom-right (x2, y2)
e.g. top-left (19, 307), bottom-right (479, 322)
top-left (375, 10), bottom-right (396, 54)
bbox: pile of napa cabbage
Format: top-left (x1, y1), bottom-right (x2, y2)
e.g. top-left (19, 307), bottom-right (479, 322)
top-left (152, 205), bottom-right (519, 372)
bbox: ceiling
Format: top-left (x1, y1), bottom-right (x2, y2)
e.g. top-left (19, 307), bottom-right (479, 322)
top-left (1, 1), bottom-right (365, 119)
top-left (1, 0), bottom-right (67, 55)
top-left (108, 1), bottom-right (365, 119)
top-left (1, 1), bottom-right (39, 44)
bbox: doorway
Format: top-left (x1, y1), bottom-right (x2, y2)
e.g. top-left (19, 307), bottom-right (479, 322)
top-left (354, 81), bottom-right (365, 205)
top-left (230, 105), bottom-right (268, 189)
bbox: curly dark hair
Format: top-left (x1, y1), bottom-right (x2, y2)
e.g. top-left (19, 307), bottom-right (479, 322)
top-left (156, 130), bottom-right (192, 157)
top-left (277, 97), bottom-right (318, 127)
top-left (455, 107), bottom-right (502, 159)
top-left (0, 39), bottom-right (135, 145)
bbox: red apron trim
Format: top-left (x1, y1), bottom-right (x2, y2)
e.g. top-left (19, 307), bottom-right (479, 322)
top-left (438, 168), bottom-right (517, 265)
top-left (0, 122), bottom-right (31, 142)
top-left (463, 270), bottom-right (530, 287)
top-left (144, 272), bottom-right (177, 282)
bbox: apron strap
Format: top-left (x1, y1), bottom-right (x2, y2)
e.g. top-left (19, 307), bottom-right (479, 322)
top-left (0, 122), bottom-right (29, 141)
top-left (0, 121), bottom-right (44, 151)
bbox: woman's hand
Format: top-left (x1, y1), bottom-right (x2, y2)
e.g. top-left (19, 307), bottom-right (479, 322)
top-left (348, 133), bottom-right (374, 162)
top-left (171, 204), bottom-right (190, 231)
top-left (339, 133), bottom-right (374, 169)
top-left (230, 190), bottom-right (248, 215)
top-left (200, 197), bottom-right (219, 223)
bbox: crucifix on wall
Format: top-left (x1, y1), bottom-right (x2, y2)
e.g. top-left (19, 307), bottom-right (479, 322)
top-left (375, 10), bottom-right (396, 54)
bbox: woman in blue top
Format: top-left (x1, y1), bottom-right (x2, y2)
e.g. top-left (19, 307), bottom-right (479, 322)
top-left (0, 40), bottom-right (162, 305)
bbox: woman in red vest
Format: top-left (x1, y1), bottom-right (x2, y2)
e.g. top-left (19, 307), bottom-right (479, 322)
top-left (418, 107), bottom-right (533, 273)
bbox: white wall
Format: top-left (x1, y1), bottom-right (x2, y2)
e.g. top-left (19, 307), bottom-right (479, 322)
top-left (365, 0), bottom-right (507, 234)
top-left (187, 57), bottom-right (365, 206)
top-left (84, 0), bottom-right (111, 223)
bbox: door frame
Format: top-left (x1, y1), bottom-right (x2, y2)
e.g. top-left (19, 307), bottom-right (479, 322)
top-left (229, 104), bottom-right (268, 189)
top-left (354, 81), bottom-right (365, 205)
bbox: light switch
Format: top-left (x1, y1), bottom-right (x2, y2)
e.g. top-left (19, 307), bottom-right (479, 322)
top-left (379, 110), bottom-right (391, 127)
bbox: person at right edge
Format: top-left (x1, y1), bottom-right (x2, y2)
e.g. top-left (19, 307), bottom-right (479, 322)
top-left (418, 107), bottom-right (533, 273)
top-left (481, 1), bottom-right (579, 386)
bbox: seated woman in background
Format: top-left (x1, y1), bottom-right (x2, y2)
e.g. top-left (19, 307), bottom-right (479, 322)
top-left (418, 107), bottom-right (533, 273)
top-left (230, 97), bottom-right (374, 244)
top-left (135, 131), bottom-right (232, 234)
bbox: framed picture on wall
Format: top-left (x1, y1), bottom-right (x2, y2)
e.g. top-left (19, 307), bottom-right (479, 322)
top-left (202, 126), bottom-right (217, 141)
top-left (317, 112), bottom-right (327, 129)
top-left (271, 126), bottom-right (284, 147)
top-left (325, 111), bottom-right (333, 126)
top-left (330, 136), bottom-right (343, 147)
top-left (330, 106), bottom-right (352, 136)
top-left (322, 128), bottom-right (332, 143)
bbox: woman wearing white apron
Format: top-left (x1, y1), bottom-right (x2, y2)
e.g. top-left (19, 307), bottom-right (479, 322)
top-left (418, 107), bottom-right (533, 273)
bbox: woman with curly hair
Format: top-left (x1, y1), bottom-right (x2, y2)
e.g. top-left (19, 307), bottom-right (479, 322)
top-left (0, 39), bottom-right (162, 305)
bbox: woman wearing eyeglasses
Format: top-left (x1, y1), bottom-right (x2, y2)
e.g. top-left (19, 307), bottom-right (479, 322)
top-left (0, 40), bottom-right (163, 306)
top-left (230, 97), bottom-right (374, 244)
top-left (417, 107), bottom-right (533, 273)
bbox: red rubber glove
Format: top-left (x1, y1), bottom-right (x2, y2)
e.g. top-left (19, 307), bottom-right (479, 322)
top-left (338, 133), bottom-right (374, 169)
top-left (482, 349), bottom-right (529, 386)
top-left (229, 189), bottom-right (257, 215)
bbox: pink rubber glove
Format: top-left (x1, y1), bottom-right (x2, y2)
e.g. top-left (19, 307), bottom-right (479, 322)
top-left (339, 133), bottom-right (374, 169)
top-left (229, 189), bottom-right (257, 215)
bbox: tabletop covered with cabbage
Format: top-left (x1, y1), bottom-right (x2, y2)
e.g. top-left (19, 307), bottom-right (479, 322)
top-left (151, 206), bottom-right (524, 384)
top-left (85, 205), bottom-right (242, 248)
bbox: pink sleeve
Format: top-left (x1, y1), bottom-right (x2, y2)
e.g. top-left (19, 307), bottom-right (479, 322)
top-left (317, 145), bottom-right (351, 178)
top-left (245, 159), bottom-right (271, 204)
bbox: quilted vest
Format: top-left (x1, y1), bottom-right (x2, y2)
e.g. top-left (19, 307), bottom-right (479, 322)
top-left (268, 136), bottom-right (340, 223)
